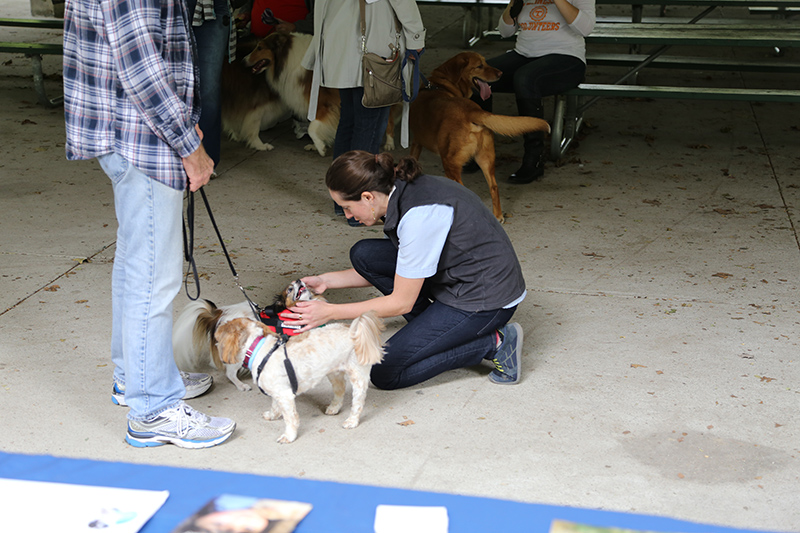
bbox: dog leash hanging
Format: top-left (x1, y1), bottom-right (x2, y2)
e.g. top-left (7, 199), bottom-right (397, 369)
top-left (182, 188), bottom-right (262, 321)
top-left (181, 188), bottom-right (307, 342)
top-left (401, 48), bottom-right (427, 103)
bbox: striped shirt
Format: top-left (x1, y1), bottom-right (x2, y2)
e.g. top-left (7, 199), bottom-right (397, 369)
top-left (63, 0), bottom-right (202, 190)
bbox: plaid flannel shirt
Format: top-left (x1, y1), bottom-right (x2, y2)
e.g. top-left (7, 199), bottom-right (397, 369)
top-left (63, 0), bottom-right (202, 190)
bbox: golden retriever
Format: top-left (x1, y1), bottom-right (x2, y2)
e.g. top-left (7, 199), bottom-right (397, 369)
top-left (409, 52), bottom-right (551, 223)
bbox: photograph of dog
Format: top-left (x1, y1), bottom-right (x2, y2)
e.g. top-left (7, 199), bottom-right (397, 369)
top-left (242, 32), bottom-right (340, 157)
top-left (172, 280), bottom-right (324, 392)
top-left (221, 36), bottom-right (293, 152)
top-left (409, 51), bottom-right (551, 223)
top-left (215, 312), bottom-right (385, 443)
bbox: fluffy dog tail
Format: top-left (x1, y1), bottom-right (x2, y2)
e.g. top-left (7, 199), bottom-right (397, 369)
top-left (172, 299), bottom-right (225, 371)
top-left (349, 311), bottom-right (386, 366)
top-left (475, 112), bottom-right (551, 137)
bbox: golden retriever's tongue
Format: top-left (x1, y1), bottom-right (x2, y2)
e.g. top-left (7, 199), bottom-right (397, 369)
top-left (475, 79), bottom-right (492, 101)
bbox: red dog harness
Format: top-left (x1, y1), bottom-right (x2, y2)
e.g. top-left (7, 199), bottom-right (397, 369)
top-left (258, 305), bottom-right (303, 336)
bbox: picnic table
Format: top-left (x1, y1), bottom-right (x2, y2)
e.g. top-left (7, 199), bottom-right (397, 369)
top-left (550, 19), bottom-right (800, 159)
top-left (416, 0), bottom-right (800, 47)
top-left (0, 17), bottom-right (64, 107)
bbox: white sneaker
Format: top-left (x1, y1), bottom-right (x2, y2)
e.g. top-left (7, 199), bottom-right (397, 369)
top-left (125, 402), bottom-right (235, 448)
top-left (112, 371), bottom-right (212, 406)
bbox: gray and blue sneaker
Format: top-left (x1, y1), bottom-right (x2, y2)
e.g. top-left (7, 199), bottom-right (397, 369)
top-left (112, 371), bottom-right (212, 406)
top-left (126, 402), bottom-right (235, 449)
top-left (489, 322), bottom-right (523, 384)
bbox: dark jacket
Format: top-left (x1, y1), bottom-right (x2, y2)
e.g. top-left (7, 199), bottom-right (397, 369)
top-left (383, 174), bottom-right (526, 312)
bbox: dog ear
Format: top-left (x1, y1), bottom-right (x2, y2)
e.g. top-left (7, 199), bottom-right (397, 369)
top-left (275, 31), bottom-right (291, 51)
top-left (273, 290), bottom-right (288, 312)
top-left (436, 54), bottom-right (467, 81)
top-left (216, 321), bottom-right (243, 365)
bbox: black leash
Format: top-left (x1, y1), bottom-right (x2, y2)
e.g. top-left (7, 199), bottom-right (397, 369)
top-left (182, 188), bottom-right (262, 321)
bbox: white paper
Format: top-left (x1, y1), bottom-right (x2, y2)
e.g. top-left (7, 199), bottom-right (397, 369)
top-left (0, 478), bottom-right (169, 533)
top-left (374, 504), bottom-right (449, 533)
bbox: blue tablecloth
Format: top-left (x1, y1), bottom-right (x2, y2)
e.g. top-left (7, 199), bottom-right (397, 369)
top-left (0, 451), bottom-right (779, 533)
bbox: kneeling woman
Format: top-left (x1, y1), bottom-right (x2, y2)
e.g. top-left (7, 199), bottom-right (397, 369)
top-left (288, 151), bottom-right (526, 389)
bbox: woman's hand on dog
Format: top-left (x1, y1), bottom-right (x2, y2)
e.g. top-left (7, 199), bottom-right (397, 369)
top-left (300, 275), bottom-right (328, 295)
top-left (286, 299), bottom-right (331, 333)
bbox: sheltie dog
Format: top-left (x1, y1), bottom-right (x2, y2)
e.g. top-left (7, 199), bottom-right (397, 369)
top-left (242, 32), bottom-right (340, 157)
top-left (221, 35), bottom-right (294, 152)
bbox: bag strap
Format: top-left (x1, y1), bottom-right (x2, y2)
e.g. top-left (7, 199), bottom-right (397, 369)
top-left (359, 0), bottom-right (401, 54)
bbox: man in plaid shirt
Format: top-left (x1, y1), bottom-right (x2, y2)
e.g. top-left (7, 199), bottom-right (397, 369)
top-left (63, 0), bottom-right (236, 448)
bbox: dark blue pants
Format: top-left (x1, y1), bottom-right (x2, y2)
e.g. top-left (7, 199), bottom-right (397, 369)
top-left (350, 239), bottom-right (516, 390)
top-left (486, 51), bottom-right (586, 110)
top-left (193, 13), bottom-right (230, 167)
top-left (333, 87), bottom-right (391, 159)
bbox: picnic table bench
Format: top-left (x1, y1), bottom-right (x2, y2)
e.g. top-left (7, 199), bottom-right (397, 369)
top-left (0, 17), bottom-right (64, 107)
top-left (550, 20), bottom-right (800, 159)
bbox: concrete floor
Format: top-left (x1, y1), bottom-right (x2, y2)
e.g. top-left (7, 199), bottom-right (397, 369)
top-left (1, 1), bottom-right (798, 531)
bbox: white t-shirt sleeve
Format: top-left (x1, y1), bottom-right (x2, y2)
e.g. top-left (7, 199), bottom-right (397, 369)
top-left (395, 204), bottom-right (454, 279)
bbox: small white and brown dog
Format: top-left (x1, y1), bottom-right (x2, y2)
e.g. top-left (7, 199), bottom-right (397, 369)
top-left (215, 311), bottom-right (385, 443)
top-left (172, 280), bottom-right (323, 392)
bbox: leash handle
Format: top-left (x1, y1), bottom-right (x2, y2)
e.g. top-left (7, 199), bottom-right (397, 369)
top-left (182, 191), bottom-right (201, 301)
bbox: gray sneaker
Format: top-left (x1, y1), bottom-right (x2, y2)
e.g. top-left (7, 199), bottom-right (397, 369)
top-left (489, 322), bottom-right (523, 384)
top-left (112, 371), bottom-right (212, 406)
top-left (126, 402), bottom-right (235, 448)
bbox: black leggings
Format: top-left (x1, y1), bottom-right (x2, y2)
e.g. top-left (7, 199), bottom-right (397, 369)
top-left (486, 51), bottom-right (586, 109)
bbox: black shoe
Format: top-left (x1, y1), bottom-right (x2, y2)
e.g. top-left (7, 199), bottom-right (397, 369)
top-left (508, 159), bottom-right (544, 184)
top-left (509, 129), bottom-right (545, 184)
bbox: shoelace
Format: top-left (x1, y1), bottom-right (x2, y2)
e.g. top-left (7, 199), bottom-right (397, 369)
top-left (175, 404), bottom-right (208, 437)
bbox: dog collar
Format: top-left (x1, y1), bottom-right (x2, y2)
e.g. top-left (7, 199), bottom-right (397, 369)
top-left (243, 336), bottom-right (267, 371)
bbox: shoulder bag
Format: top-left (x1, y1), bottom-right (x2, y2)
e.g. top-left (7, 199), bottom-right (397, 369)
top-left (360, 0), bottom-right (403, 108)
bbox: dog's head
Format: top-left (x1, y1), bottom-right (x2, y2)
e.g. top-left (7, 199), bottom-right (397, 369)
top-left (242, 32), bottom-right (295, 78)
top-left (214, 318), bottom-right (273, 365)
top-left (273, 279), bottom-right (323, 312)
top-left (430, 52), bottom-right (502, 99)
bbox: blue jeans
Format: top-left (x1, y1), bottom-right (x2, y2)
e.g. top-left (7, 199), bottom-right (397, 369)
top-left (192, 11), bottom-right (230, 167)
top-left (333, 87), bottom-right (391, 159)
top-left (98, 153), bottom-right (185, 421)
top-left (486, 51), bottom-right (586, 106)
top-left (350, 239), bottom-right (517, 390)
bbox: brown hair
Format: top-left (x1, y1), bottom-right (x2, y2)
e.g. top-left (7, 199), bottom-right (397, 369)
top-left (325, 151), bottom-right (423, 202)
